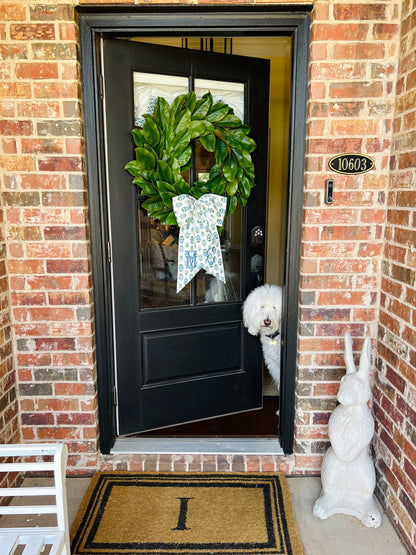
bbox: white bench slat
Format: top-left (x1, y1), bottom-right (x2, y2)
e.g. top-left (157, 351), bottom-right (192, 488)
top-left (0, 462), bottom-right (55, 472)
top-left (22, 534), bottom-right (45, 555)
top-left (0, 505), bottom-right (56, 515)
top-left (48, 533), bottom-right (66, 555)
top-left (0, 527), bottom-right (64, 536)
top-left (0, 486), bottom-right (57, 497)
top-left (0, 445), bottom-right (59, 457)
top-left (0, 535), bottom-right (19, 553)
top-left (0, 505), bottom-right (57, 515)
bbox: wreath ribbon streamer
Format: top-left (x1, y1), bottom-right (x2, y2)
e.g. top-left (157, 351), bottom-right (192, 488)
top-left (173, 194), bottom-right (227, 292)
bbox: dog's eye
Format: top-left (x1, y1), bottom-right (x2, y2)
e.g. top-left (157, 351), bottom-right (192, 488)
top-left (273, 306), bottom-right (276, 310)
top-left (260, 305), bottom-right (264, 309)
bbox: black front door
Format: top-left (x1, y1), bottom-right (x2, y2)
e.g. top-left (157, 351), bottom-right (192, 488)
top-left (102, 39), bottom-right (270, 435)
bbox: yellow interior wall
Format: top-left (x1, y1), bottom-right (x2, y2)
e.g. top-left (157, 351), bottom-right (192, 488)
top-left (265, 57), bottom-right (291, 285)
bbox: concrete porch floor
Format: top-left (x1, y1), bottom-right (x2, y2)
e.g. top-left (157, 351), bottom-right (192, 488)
top-left (3, 476), bottom-right (409, 554)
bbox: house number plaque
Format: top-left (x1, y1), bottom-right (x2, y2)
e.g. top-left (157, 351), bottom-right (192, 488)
top-left (328, 154), bottom-right (374, 175)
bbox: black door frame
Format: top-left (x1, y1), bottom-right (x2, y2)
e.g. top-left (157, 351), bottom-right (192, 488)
top-left (77, 5), bottom-right (311, 455)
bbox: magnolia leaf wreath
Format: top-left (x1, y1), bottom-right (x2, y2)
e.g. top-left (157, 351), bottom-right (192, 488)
top-left (124, 91), bottom-right (257, 225)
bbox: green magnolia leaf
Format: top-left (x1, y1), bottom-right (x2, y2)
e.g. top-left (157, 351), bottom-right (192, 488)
top-left (134, 147), bottom-right (156, 170)
top-left (200, 92), bottom-right (213, 111)
top-left (165, 211), bottom-right (178, 225)
top-left (243, 165), bottom-right (255, 179)
top-left (216, 114), bottom-right (242, 128)
top-left (142, 197), bottom-right (165, 212)
top-left (154, 97), bottom-right (172, 129)
top-left (171, 94), bottom-right (186, 120)
top-left (150, 208), bottom-right (172, 223)
top-left (232, 148), bottom-right (252, 168)
top-left (173, 129), bottom-right (190, 150)
top-left (209, 165), bottom-right (221, 179)
top-left (201, 121), bottom-right (214, 136)
top-left (226, 180), bottom-right (238, 196)
top-left (141, 170), bottom-right (158, 185)
top-left (185, 91), bottom-right (196, 113)
top-left (175, 181), bottom-right (191, 195)
top-left (193, 187), bottom-right (208, 199)
top-left (223, 159), bottom-right (238, 182)
top-left (236, 190), bottom-right (248, 207)
top-left (157, 180), bottom-right (177, 195)
top-left (215, 139), bottom-right (229, 166)
top-left (170, 157), bottom-right (182, 175)
top-left (124, 160), bottom-right (141, 176)
top-left (199, 133), bottom-right (216, 152)
top-left (132, 175), bottom-right (150, 187)
top-left (131, 128), bottom-right (146, 147)
top-left (160, 191), bottom-right (175, 208)
top-left (189, 120), bottom-right (206, 139)
top-left (181, 158), bottom-right (192, 173)
top-left (143, 117), bottom-right (160, 146)
top-left (210, 175), bottom-right (227, 195)
top-left (140, 144), bottom-right (158, 162)
top-left (175, 108), bottom-right (192, 135)
top-left (207, 103), bottom-right (229, 122)
top-left (157, 160), bottom-right (173, 184)
top-left (226, 126), bottom-right (251, 138)
top-left (226, 134), bottom-right (257, 153)
top-left (140, 183), bottom-right (159, 197)
top-left (239, 175), bottom-right (251, 198)
top-left (192, 96), bottom-right (211, 119)
top-left (176, 145), bottom-right (192, 167)
top-left (226, 195), bottom-right (238, 216)
top-left (160, 149), bottom-right (170, 162)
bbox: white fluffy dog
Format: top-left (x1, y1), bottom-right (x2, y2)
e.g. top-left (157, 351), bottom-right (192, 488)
top-left (243, 284), bottom-right (282, 390)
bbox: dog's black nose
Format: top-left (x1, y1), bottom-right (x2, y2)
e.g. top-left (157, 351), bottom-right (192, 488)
top-left (263, 319), bottom-right (271, 326)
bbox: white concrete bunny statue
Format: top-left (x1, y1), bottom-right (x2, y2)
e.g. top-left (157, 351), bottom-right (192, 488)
top-left (313, 332), bottom-right (381, 528)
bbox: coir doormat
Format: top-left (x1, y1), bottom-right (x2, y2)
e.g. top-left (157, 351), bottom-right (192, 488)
top-left (70, 472), bottom-right (304, 555)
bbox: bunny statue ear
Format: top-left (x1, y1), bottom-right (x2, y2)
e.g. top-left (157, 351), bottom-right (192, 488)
top-left (344, 331), bottom-right (356, 374)
top-left (358, 336), bottom-right (371, 377)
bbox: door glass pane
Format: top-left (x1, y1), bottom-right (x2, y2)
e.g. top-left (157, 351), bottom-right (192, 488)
top-left (138, 204), bottom-right (191, 308)
top-left (134, 74), bottom-right (244, 307)
top-left (133, 72), bottom-right (188, 127)
top-left (196, 205), bottom-right (242, 303)
top-left (194, 78), bottom-right (245, 122)
top-left (134, 72), bottom-right (190, 309)
top-left (194, 79), bottom-right (244, 304)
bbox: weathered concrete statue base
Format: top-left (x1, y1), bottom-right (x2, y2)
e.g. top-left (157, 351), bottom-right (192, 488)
top-left (313, 333), bottom-right (382, 528)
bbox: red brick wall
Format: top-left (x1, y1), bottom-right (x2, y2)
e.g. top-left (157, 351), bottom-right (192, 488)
top-left (0, 1), bottom-right (99, 471)
top-left (299, 0), bottom-right (400, 471)
top-left (0, 195), bottom-right (19, 448)
top-left (373, 0), bottom-right (416, 548)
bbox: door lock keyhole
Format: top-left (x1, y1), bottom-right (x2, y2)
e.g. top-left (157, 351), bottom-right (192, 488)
top-left (251, 226), bottom-right (264, 246)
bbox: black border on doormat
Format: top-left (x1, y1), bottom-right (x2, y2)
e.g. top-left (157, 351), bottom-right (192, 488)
top-left (70, 472), bottom-right (304, 555)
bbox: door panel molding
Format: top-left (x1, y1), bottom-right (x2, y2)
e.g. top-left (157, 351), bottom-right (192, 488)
top-left (142, 322), bottom-right (242, 387)
top-left (78, 5), bottom-right (311, 455)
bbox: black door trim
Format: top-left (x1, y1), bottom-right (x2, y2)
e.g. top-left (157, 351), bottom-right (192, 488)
top-left (77, 5), bottom-right (311, 455)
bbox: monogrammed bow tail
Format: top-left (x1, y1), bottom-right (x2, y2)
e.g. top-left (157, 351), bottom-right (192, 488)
top-left (173, 194), bottom-right (227, 293)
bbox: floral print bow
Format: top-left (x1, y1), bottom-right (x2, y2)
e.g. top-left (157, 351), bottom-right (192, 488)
top-left (173, 194), bottom-right (227, 292)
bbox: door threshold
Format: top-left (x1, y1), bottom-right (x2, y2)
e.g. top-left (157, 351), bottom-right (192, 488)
top-left (112, 437), bottom-right (284, 455)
